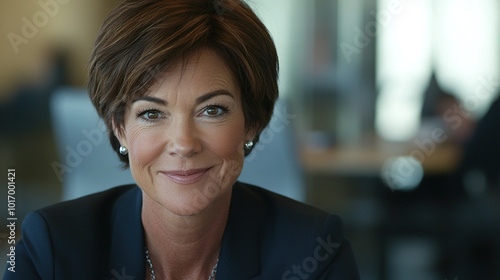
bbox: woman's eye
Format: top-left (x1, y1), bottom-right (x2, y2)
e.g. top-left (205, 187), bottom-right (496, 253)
top-left (206, 107), bottom-right (221, 115)
top-left (147, 111), bottom-right (159, 119)
top-left (204, 106), bottom-right (226, 116)
top-left (140, 110), bottom-right (162, 120)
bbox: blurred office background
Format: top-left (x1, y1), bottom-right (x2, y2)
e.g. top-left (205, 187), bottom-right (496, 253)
top-left (1, 0), bottom-right (500, 279)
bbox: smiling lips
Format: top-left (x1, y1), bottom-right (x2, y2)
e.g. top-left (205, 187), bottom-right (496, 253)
top-left (160, 168), bottom-right (211, 185)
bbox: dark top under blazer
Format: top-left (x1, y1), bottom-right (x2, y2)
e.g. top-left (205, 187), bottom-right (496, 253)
top-left (4, 182), bottom-right (360, 280)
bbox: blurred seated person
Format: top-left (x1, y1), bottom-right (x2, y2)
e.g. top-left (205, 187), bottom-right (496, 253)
top-left (445, 93), bottom-right (500, 280)
top-left (421, 73), bottom-right (475, 145)
top-left (458, 93), bottom-right (500, 192)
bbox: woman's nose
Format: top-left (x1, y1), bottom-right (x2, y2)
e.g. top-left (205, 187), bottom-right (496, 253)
top-left (167, 118), bottom-right (202, 158)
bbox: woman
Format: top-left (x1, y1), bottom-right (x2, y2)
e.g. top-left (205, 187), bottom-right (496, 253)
top-left (4, 0), bottom-right (359, 279)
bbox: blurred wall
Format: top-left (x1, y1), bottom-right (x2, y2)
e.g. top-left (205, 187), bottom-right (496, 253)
top-left (0, 0), bottom-right (119, 100)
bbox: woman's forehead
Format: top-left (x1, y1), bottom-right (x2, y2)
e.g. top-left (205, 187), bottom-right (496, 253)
top-left (143, 49), bottom-right (239, 98)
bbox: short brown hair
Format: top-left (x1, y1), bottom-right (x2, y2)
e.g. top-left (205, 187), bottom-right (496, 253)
top-left (88, 0), bottom-right (279, 166)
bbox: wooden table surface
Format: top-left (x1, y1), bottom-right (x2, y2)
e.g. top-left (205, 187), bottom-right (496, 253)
top-left (300, 142), bottom-right (462, 176)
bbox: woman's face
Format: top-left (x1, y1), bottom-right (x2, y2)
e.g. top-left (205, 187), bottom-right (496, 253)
top-left (117, 49), bottom-right (254, 216)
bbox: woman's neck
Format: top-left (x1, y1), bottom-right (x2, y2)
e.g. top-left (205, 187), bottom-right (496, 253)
top-left (141, 188), bottom-right (232, 280)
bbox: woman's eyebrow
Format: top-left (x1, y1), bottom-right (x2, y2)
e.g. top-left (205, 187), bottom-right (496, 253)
top-left (132, 96), bottom-right (167, 105)
top-left (196, 90), bottom-right (234, 104)
top-left (131, 90), bottom-right (233, 105)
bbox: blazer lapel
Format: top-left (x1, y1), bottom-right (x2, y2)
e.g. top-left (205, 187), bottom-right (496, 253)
top-left (107, 186), bottom-right (146, 280)
top-left (104, 183), bottom-right (263, 280)
top-left (217, 182), bottom-right (263, 280)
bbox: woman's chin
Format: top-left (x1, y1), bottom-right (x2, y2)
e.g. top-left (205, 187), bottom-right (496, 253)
top-left (144, 183), bottom-right (227, 217)
top-left (167, 196), bottom-right (213, 216)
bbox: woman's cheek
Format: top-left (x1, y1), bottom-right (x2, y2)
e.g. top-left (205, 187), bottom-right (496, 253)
top-left (207, 122), bottom-right (246, 158)
top-left (207, 124), bottom-right (246, 175)
top-left (128, 127), bottom-right (165, 169)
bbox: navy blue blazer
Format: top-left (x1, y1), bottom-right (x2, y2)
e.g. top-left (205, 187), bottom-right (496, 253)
top-left (4, 182), bottom-right (359, 279)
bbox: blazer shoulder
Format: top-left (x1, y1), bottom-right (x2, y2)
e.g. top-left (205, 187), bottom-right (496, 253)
top-left (233, 182), bottom-right (358, 279)
top-left (236, 181), bottom-right (340, 230)
top-left (31, 184), bottom-right (140, 252)
top-left (234, 181), bottom-right (344, 250)
top-left (10, 185), bottom-right (142, 280)
top-left (37, 184), bottom-right (138, 218)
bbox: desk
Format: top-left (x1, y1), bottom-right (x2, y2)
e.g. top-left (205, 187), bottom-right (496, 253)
top-left (301, 143), bottom-right (462, 176)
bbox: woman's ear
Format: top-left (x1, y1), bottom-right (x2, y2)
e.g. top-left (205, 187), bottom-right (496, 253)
top-left (112, 118), bottom-right (127, 147)
top-left (245, 125), bottom-right (258, 143)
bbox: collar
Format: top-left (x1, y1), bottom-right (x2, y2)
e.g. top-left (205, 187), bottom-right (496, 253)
top-left (106, 183), bottom-right (263, 280)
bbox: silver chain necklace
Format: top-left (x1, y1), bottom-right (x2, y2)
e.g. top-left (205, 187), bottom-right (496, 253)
top-left (144, 247), bottom-right (219, 280)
